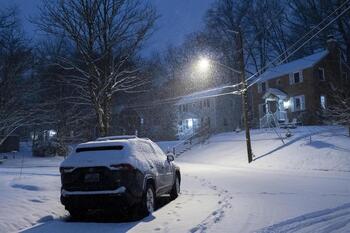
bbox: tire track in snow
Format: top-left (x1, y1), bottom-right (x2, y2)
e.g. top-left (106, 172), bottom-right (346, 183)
top-left (256, 203), bottom-right (350, 233)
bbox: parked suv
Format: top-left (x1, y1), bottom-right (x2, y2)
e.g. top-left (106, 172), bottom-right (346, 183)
top-left (60, 136), bottom-right (181, 218)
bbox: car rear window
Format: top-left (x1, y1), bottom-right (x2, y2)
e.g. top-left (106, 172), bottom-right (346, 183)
top-left (76, 145), bottom-right (124, 153)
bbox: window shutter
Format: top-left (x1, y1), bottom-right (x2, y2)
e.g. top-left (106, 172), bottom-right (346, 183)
top-left (290, 97), bottom-right (295, 112)
top-left (289, 73), bottom-right (294, 85)
top-left (299, 71), bottom-right (304, 83)
top-left (301, 95), bottom-right (306, 110)
top-left (259, 104), bottom-right (263, 117)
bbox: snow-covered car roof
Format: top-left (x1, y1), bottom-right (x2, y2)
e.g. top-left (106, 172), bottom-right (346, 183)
top-left (96, 135), bottom-right (137, 141)
top-left (62, 136), bottom-right (158, 170)
top-left (76, 136), bottom-right (151, 150)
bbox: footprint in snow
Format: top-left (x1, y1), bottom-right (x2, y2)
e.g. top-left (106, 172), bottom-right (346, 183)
top-left (37, 215), bottom-right (54, 223)
top-left (29, 199), bottom-right (44, 203)
top-left (11, 184), bottom-right (41, 191)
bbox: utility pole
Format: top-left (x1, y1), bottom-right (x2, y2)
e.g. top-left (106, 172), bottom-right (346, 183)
top-left (236, 28), bottom-right (253, 163)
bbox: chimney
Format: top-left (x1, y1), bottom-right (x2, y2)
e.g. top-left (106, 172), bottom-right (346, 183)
top-left (326, 34), bottom-right (337, 51)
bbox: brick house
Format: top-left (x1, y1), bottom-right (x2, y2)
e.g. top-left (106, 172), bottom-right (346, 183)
top-left (251, 38), bottom-right (350, 128)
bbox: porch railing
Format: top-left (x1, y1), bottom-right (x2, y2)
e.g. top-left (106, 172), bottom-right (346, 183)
top-left (260, 111), bottom-right (287, 129)
top-left (172, 125), bottom-right (210, 157)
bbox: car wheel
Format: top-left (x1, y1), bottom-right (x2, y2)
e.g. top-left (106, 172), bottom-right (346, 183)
top-left (141, 184), bottom-right (155, 216)
top-left (170, 175), bottom-right (180, 200)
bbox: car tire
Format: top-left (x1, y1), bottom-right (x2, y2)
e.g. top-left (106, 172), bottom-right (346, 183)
top-left (141, 183), bottom-right (156, 216)
top-left (170, 175), bottom-right (180, 200)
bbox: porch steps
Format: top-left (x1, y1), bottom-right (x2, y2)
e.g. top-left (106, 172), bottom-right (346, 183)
top-left (172, 126), bottom-right (210, 157)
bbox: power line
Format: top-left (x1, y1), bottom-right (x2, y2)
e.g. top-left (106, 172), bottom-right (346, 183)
top-left (245, 0), bottom-right (350, 86)
top-left (126, 87), bottom-right (241, 111)
top-left (247, 2), bottom-right (350, 89)
top-left (123, 0), bottom-right (350, 112)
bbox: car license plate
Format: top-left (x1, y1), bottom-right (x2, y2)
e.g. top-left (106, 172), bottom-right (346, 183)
top-left (84, 173), bottom-right (100, 183)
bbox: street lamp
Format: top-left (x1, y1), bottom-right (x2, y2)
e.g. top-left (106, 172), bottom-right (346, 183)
top-left (196, 57), bottom-right (211, 73)
top-left (195, 39), bottom-right (254, 164)
top-left (196, 56), bottom-right (242, 74)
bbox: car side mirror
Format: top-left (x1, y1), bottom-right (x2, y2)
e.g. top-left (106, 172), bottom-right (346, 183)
top-left (167, 154), bottom-right (175, 162)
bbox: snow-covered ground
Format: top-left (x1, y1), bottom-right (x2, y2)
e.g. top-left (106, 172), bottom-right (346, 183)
top-left (1, 126), bottom-right (350, 233)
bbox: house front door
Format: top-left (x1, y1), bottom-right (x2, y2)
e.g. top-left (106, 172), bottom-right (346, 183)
top-left (266, 100), bottom-right (277, 113)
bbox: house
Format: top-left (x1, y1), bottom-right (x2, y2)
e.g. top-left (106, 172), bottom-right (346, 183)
top-left (175, 86), bottom-right (242, 140)
top-left (251, 37), bottom-right (350, 128)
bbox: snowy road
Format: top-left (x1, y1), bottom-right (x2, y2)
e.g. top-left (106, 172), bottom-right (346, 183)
top-left (1, 162), bottom-right (349, 233)
top-left (1, 127), bottom-right (350, 232)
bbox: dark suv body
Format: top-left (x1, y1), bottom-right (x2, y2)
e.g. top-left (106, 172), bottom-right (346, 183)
top-left (59, 136), bottom-right (180, 217)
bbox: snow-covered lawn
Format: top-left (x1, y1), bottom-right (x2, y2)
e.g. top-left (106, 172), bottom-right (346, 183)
top-left (1, 126), bottom-right (350, 233)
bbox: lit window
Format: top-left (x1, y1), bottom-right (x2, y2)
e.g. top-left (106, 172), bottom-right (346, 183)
top-left (320, 95), bottom-right (326, 109)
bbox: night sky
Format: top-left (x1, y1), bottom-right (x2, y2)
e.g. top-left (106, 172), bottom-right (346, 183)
top-left (0, 0), bottom-right (214, 55)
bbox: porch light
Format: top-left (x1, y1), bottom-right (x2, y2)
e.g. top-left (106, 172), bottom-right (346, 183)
top-left (283, 100), bottom-right (291, 109)
top-left (187, 118), bottom-right (193, 128)
top-left (48, 130), bottom-right (57, 137)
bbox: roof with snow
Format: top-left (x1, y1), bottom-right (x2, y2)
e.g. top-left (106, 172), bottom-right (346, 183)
top-left (255, 50), bottom-right (329, 83)
top-left (263, 88), bottom-right (288, 100)
top-left (176, 86), bottom-right (236, 105)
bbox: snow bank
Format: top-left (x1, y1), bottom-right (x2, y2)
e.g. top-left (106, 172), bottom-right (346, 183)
top-left (179, 126), bottom-right (350, 172)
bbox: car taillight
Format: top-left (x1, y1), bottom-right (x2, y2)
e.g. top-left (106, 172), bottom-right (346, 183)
top-left (110, 164), bottom-right (134, 171)
top-left (59, 167), bottom-right (75, 174)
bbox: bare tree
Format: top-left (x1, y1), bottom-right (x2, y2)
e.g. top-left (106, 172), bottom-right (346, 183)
top-left (289, 0), bottom-right (350, 64)
top-left (0, 8), bottom-right (33, 146)
top-left (33, 38), bottom-right (96, 151)
top-left (324, 85), bottom-right (350, 136)
top-left (204, 0), bottom-right (251, 78)
top-left (204, 0), bottom-right (291, 75)
top-left (35, 0), bottom-right (158, 136)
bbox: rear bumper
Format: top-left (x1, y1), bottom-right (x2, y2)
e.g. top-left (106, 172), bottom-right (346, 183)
top-left (60, 187), bottom-right (141, 210)
top-left (61, 186), bottom-right (126, 196)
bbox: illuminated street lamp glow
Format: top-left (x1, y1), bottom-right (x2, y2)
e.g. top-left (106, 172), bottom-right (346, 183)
top-left (197, 57), bottom-right (211, 72)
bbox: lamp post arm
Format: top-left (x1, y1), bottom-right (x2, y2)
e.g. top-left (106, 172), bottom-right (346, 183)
top-left (211, 60), bottom-right (242, 74)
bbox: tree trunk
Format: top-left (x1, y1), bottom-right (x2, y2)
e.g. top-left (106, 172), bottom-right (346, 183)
top-left (96, 100), bottom-right (112, 137)
top-left (348, 126), bottom-right (350, 137)
top-left (96, 108), bottom-right (106, 137)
